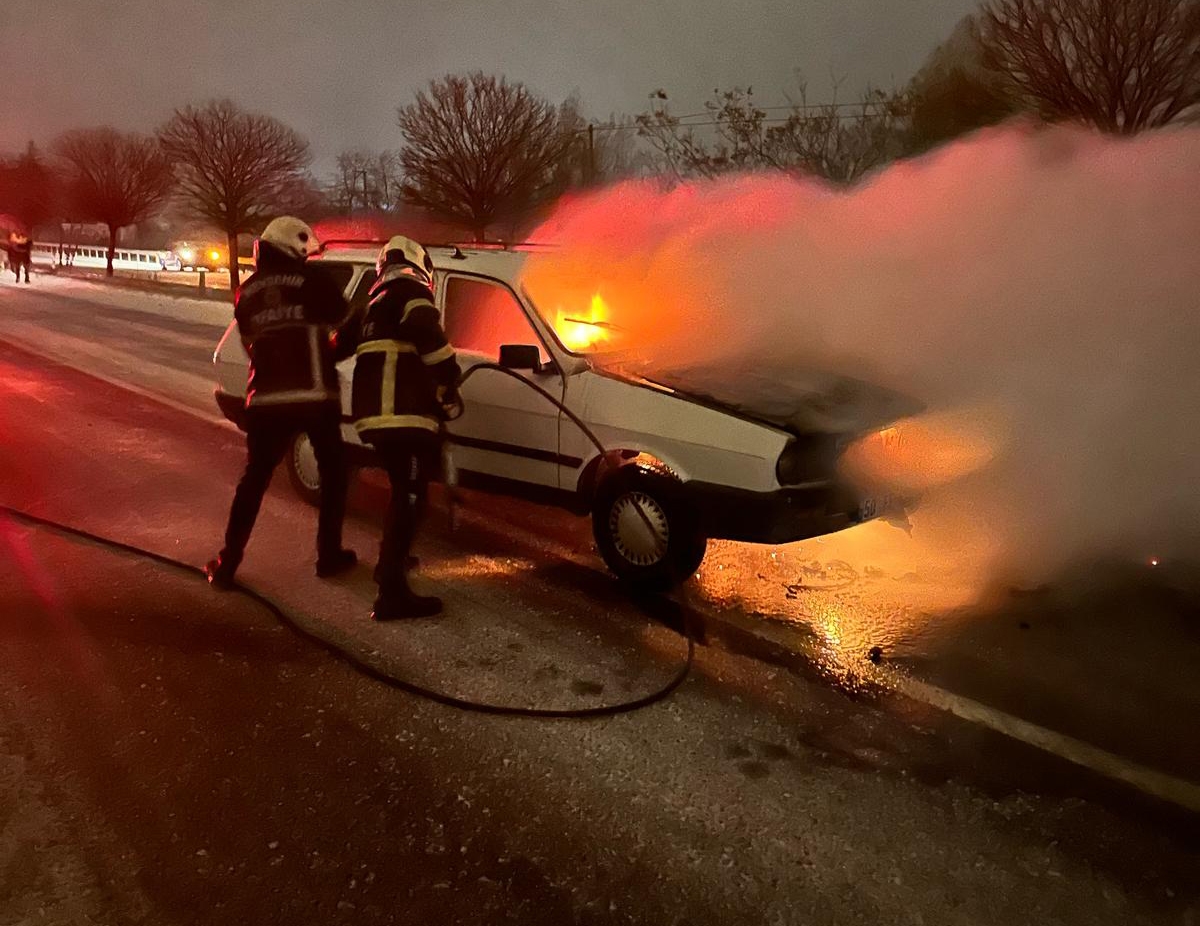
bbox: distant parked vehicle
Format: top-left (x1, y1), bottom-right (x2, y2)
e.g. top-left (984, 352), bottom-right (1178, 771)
top-left (31, 242), bottom-right (182, 272)
top-left (172, 242), bottom-right (226, 272)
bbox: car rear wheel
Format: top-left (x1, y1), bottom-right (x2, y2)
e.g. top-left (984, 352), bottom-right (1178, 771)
top-left (591, 463), bottom-right (707, 592)
top-left (286, 431), bottom-right (322, 506)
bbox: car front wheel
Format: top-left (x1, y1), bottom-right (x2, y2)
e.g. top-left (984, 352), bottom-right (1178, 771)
top-left (286, 431), bottom-right (322, 506)
top-left (591, 463), bottom-right (707, 592)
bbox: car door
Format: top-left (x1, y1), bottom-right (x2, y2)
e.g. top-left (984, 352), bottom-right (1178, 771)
top-left (335, 264), bottom-right (376, 444)
top-left (439, 274), bottom-right (564, 489)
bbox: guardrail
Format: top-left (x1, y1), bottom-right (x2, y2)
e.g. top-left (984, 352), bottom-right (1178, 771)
top-left (49, 265), bottom-right (235, 303)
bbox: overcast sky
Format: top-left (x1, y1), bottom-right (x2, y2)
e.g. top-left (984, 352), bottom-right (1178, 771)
top-left (0, 0), bottom-right (976, 174)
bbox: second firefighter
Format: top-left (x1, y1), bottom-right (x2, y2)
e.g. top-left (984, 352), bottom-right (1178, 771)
top-left (350, 236), bottom-right (462, 620)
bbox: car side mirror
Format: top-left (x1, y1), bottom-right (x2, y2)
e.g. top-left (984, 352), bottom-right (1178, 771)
top-left (498, 344), bottom-right (542, 371)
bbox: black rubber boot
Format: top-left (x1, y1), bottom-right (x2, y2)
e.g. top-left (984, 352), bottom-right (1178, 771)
top-left (371, 590), bottom-right (443, 621)
top-left (204, 557), bottom-right (237, 590)
top-left (373, 556), bottom-right (419, 584)
top-left (316, 549), bottom-right (357, 578)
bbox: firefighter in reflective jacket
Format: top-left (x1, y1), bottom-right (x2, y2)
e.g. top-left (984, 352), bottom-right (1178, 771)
top-left (205, 216), bottom-right (358, 589)
top-left (350, 236), bottom-right (461, 620)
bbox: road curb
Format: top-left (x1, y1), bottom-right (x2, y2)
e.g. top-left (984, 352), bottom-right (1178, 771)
top-left (39, 266), bottom-right (233, 303)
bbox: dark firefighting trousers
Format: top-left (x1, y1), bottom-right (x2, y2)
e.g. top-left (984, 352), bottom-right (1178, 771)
top-left (12, 256), bottom-right (30, 282)
top-left (220, 403), bottom-right (348, 566)
top-left (367, 430), bottom-right (440, 600)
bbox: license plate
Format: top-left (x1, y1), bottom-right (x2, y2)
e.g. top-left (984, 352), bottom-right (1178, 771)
top-left (858, 495), bottom-right (892, 521)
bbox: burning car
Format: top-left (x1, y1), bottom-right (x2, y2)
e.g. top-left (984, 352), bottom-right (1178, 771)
top-left (213, 243), bottom-right (916, 591)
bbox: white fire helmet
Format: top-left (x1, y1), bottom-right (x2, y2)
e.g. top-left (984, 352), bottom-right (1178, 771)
top-left (256, 216), bottom-right (321, 263)
top-left (376, 235), bottom-right (434, 288)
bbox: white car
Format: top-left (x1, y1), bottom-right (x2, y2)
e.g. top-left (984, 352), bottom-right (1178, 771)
top-left (213, 243), bottom-right (915, 591)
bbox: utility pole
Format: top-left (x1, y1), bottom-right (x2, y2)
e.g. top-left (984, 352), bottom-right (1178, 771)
top-left (359, 169), bottom-right (369, 212)
top-left (587, 123), bottom-right (596, 185)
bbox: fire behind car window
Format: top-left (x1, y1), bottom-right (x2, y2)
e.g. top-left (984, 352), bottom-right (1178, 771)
top-left (443, 277), bottom-right (549, 363)
top-left (523, 287), bottom-right (621, 354)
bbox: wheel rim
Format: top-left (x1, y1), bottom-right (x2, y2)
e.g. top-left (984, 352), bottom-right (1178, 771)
top-left (609, 491), bottom-right (669, 567)
top-left (292, 433), bottom-right (321, 492)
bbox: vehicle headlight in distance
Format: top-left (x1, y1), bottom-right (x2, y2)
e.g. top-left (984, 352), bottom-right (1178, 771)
top-left (776, 434), bottom-right (839, 486)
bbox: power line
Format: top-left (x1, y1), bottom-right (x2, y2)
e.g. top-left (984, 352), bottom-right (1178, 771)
top-left (572, 96), bottom-right (906, 136)
top-left (667, 98), bottom-right (905, 121)
top-left (577, 108), bottom-right (905, 136)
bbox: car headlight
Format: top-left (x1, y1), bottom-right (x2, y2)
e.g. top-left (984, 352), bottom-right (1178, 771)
top-left (776, 434), bottom-right (840, 486)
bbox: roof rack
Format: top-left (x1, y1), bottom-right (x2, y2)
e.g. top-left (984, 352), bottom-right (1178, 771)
top-left (317, 238), bottom-right (391, 252)
top-left (432, 240), bottom-right (559, 252)
top-left (319, 238), bottom-right (558, 260)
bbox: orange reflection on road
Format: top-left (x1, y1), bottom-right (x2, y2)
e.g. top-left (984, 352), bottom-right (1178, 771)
top-left (421, 555), bottom-right (531, 582)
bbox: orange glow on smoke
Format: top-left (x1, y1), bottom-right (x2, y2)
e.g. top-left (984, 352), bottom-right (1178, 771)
top-left (522, 177), bottom-right (804, 363)
top-left (840, 409), bottom-right (1004, 494)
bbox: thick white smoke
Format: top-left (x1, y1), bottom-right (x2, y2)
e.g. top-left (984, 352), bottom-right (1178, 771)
top-left (525, 123), bottom-right (1200, 585)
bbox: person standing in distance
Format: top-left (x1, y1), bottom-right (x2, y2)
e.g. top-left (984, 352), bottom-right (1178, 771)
top-left (350, 236), bottom-right (461, 620)
top-left (205, 217), bottom-right (357, 589)
top-left (8, 232), bottom-right (32, 283)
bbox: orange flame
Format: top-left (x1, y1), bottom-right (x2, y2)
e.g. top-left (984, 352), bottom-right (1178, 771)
top-left (554, 292), bottom-right (615, 352)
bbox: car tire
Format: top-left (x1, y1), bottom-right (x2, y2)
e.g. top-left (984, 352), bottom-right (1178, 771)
top-left (286, 431), bottom-right (322, 507)
top-left (591, 462), bottom-right (707, 593)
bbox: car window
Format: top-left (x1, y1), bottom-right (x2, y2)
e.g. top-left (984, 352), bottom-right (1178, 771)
top-left (314, 261), bottom-right (356, 296)
top-left (442, 277), bottom-right (548, 363)
top-left (348, 269), bottom-right (377, 318)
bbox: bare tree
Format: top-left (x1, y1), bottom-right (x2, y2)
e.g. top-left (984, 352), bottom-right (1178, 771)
top-left (330, 150), bottom-right (367, 213)
top-left (906, 15), bottom-right (1021, 152)
top-left (158, 100), bottom-right (312, 287)
top-left (330, 149), bottom-right (403, 213)
top-left (637, 83), bottom-right (908, 184)
top-left (398, 72), bottom-right (578, 240)
top-left (552, 102), bottom-right (648, 189)
top-left (53, 129), bottom-right (173, 276)
top-left (371, 151), bottom-right (402, 209)
top-left (981, 0), bottom-right (1200, 132)
top-left (0, 142), bottom-right (60, 233)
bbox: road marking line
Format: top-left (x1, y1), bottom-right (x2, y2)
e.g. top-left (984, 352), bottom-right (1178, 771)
top-left (869, 663), bottom-right (1200, 813)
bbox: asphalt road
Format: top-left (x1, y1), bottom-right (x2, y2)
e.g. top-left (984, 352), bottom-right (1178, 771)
top-left (0, 276), bottom-right (1197, 924)
top-left (3, 274), bottom-right (1197, 784)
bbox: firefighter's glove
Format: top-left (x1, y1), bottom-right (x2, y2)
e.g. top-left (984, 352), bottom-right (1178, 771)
top-left (437, 385), bottom-right (464, 422)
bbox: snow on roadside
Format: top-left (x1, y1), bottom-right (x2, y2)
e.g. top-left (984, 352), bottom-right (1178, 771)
top-left (8, 273), bottom-right (233, 328)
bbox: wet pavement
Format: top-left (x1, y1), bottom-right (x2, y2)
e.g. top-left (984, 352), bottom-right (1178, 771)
top-left (1, 277), bottom-right (1199, 923)
top-left (2, 275), bottom-right (1199, 792)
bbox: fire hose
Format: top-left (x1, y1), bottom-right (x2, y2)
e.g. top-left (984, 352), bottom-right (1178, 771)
top-left (0, 364), bottom-right (695, 719)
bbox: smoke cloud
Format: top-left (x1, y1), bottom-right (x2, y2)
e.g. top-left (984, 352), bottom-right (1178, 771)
top-left (524, 123), bottom-right (1200, 585)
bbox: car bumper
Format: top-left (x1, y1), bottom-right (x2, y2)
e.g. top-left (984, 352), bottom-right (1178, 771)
top-left (684, 480), bottom-right (884, 545)
top-left (215, 389), bottom-right (247, 430)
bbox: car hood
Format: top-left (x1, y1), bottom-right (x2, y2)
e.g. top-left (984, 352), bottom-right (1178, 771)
top-left (598, 359), bottom-right (924, 436)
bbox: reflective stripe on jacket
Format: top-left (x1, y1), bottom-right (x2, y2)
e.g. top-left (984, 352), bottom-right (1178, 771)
top-left (349, 273), bottom-right (460, 436)
top-left (234, 247), bottom-right (350, 410)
